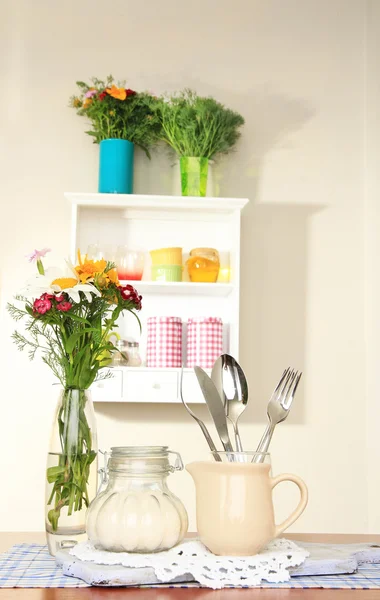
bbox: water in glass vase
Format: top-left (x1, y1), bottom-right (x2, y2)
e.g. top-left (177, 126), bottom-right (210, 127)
top-left (45, 452), bottom-right (97, 552)
top-left (45, 388), bottom-right (98, 556)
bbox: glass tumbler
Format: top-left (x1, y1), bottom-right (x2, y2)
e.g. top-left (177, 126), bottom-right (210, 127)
top-left (116, 247), bottom-right (145, 281)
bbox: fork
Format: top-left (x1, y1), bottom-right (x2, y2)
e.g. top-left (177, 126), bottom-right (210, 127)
top-left (179, 367), bottom-right (222, 461)
top-left (253, 368), bottom-right (302, 463)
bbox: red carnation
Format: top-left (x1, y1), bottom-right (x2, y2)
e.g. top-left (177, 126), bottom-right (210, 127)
top-left (54, 294), bottom-right (65, 303)
top-left (125, 89), bottom-right (137, 97)
top-left (119, 284), bottom-right (142, 309)
top-left (42, 292), bottom-right (54, 300)
top-left (56, 301), bottom-right (72, 312)
top-left (98, 91), bottom-right (107, 101)
top-left (33, 295), bottom-right (52, 315)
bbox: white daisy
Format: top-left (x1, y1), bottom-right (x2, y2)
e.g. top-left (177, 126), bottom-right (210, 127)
top-left (20, 268), bottom-right (101, 303)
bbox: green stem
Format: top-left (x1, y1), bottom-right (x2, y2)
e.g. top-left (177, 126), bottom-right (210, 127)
top-left (46, 388), bottom-right (96, 532)
top-left (37, 259), bottom-right (45, 275)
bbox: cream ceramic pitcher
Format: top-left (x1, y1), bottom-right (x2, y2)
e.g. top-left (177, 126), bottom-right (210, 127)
top-left (187, 457), bottom-right (308, 556)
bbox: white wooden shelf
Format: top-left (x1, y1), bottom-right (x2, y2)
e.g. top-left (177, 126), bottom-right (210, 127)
top-left (67, 192), bottom-right (249, 403)
top-left (119, 280), bottom-right (234, 297)
top-left (66, 192), bottom-right (249, 214)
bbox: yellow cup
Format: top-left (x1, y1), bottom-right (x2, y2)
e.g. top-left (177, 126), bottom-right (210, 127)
top-left (150, 247), bottom-right (182, 266)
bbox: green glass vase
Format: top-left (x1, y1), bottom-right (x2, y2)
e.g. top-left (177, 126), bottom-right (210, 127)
top-left (180, 157), bottom-right (209, 197)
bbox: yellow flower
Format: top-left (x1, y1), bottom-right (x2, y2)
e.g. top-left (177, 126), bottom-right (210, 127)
top-left (51, 277), bottom-right (78, 290)
top-left (94, 267), bottom-right (119, 289)
top-left (109, 110), bottom-right (115, 116)
top-left (75, 251), bottom-right (108, 283)
top-left (106, 85), bottom-right (126, 101)
top-left (72, 97), bottom-right (82, 108)
top-left (83, 98), bottom-right (92, 109)
top-left (107, 268), bottom-right (119, 285)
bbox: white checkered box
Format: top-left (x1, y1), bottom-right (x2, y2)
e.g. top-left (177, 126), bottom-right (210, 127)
top-left (147, 316), bottom-right (183, 368)
top-left (186, 317), bottom-right (223, 368)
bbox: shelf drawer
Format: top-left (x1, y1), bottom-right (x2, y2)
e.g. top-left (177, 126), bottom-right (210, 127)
top-left (91, 370), bottom-right (123, 402)
top-left (123, 370), bottom-right (179, 403)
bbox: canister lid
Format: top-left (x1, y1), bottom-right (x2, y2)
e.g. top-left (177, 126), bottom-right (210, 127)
top-left (190, 247), bottom-right (219, 256)
top-left (187, 316), bottom-right (223, 324)
top-left (108, 446), bottom-right (172, 474)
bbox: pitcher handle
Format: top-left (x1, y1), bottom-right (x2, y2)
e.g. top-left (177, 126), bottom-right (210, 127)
top-left (270, 473), bottom-right (308, 537)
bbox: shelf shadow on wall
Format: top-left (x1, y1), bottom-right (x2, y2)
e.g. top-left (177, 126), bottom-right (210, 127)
top-left (97, 86), bottom-right (319, 429)
top-left (239, 202), bottom-right (325, 425)
top-left (134, 85), bottom-right (315, 198)
top-left (95, 203), bottom-right (324, 432)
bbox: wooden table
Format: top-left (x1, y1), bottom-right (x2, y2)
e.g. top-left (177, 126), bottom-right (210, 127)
top-left (1, 533), bottom-right (380, 599)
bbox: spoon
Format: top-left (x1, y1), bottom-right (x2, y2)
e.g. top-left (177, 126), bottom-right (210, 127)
top-left (211, 355), bottom-right (248, 452)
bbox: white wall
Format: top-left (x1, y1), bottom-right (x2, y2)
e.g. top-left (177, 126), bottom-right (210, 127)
top-left (365, 0), bottom-right (380, 533)
top-left (0, 0), bottom-right (371, 533)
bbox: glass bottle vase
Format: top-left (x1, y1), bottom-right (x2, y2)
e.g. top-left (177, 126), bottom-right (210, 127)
top-left (45, 388), bottom-right (98, 556)
top-left (180, 156), bottom-right (209, 197)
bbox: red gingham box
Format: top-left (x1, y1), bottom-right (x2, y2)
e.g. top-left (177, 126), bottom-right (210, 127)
top-left (147, 316), bottom-right (182, 368)
top-left (186, 317), bottom-right (223, 369)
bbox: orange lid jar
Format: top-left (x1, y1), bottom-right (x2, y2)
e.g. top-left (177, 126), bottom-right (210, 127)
top-left (187, 248), bottom-right (220, 283)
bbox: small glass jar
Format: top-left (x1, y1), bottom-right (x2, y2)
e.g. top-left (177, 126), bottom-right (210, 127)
top-left (110, 340), bottom-right (129, 367)
top-left (87, 446), bottom-right (188, 553)
top-left (126, 341), bottom-right (142, 367)
top-left (186, 247), bottom-right (220, 283)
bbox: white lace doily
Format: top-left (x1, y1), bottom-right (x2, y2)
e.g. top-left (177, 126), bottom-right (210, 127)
top-left (70, 538), bottom-right (309, 589)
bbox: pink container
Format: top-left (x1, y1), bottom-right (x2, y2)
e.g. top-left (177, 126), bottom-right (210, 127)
top-left (186, 317), bottom-right (223, 368)
top-left (147, 317), bottom-right (182, 368)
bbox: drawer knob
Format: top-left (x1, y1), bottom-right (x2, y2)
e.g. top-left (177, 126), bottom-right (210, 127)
top-left (152, 382), bottom-right (161, 390)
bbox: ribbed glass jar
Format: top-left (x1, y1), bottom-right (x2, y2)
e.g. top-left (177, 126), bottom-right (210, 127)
top-left (86, 446), bottom-right (188, 553)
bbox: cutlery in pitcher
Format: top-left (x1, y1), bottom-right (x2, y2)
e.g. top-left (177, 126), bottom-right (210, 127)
top-left (179, 367), bottom-right (221, 461)
top-left (211, 354), bottom-right (248, 452)
top-left (194, 366), bottom-right (234, 454)
top-left (253, 368), bottom-right (302, 463)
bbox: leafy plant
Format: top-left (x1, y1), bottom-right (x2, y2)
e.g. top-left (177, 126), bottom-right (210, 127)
top-left (70, 76), bottom-right (161, 157)
top-left (156, 89), bottom-right (245, 159)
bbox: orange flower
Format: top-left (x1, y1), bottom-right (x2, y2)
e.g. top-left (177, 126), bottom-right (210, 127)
top-left (83, 98), bottom-right (92, 109)
top-left (75, 253), bottom-right (108, 283)
top-left (106, 85), bottom-right (127, 101)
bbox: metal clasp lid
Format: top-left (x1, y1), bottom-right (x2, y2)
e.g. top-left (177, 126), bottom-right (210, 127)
top-left (97, 449), bottom-right (109, 492)
top-left (168, 450), bottom-right (184, 472)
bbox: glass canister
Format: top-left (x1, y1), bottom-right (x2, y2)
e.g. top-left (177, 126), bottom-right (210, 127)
top-left (86, 446), bottom-right (189, 553)
top-left (110, 340), bottom-right (129, 366)
top-left (186, 248), bottom-right (220, 283)
top-left (126, 341), bottom-right (142, 367)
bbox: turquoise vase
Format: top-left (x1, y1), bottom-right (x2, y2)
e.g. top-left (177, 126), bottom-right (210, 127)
top-left (98, 139), bottom-right (134, 194)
